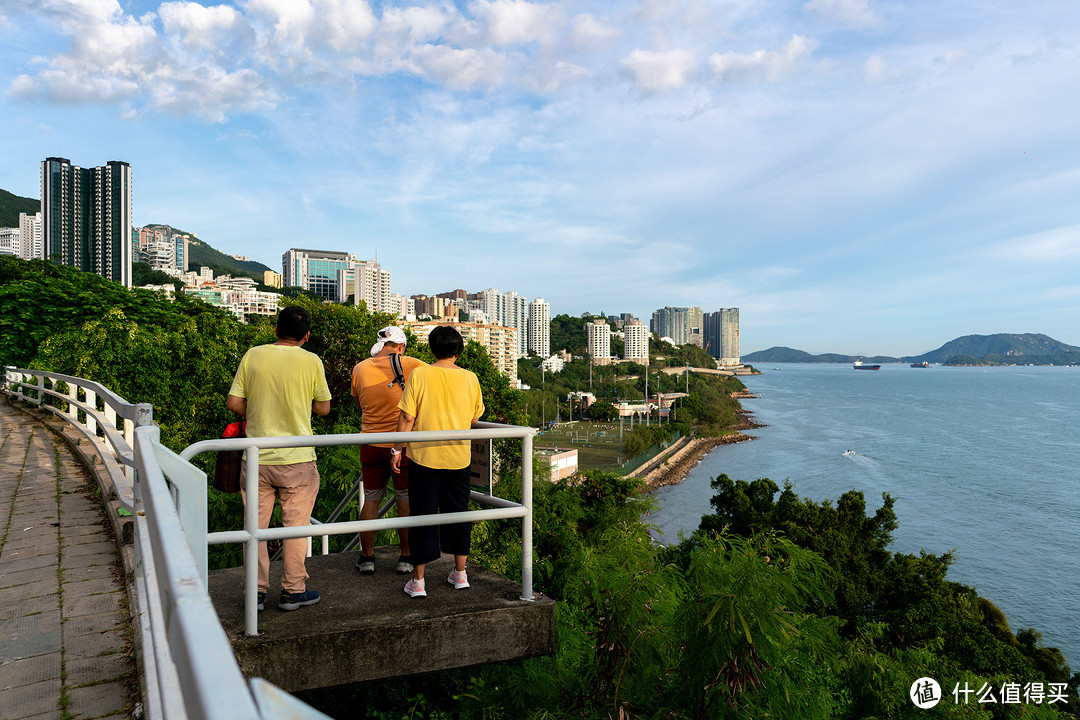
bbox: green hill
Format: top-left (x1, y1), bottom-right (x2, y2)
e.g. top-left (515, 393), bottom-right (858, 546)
top-left (0, 189), bottom-right (39, 228)
top-left (905, 333), bottom-right (1080, 364)
top-left (141, 223), bottom-right (274, 280)
top-left (743, 346), bottom-right (899, 364)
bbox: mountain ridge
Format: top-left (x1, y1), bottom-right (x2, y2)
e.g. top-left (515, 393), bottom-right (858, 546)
top-left (745, 333), bottom-right (1080, 366)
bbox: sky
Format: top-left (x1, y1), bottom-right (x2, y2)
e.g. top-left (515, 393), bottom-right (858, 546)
top-left (3, 0), bottom-right (1080, 356)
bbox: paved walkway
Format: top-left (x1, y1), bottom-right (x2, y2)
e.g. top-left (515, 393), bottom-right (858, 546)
top-left (0, 401), bottom-right (137, 720)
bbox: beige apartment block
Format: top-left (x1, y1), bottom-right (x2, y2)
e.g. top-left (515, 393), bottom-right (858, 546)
top-left (405, 321), bottom-right (519, 385)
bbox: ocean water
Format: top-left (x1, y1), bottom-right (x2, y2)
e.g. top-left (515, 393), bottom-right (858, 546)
top-left (648, 363), bottom-right (1080, 664)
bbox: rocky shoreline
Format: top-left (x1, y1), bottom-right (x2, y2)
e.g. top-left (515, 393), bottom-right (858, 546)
top-left (641, 410), bottom-right (763, 491)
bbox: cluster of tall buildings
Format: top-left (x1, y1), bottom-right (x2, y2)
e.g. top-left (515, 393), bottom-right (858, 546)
top-left (650, 306), bottom-right (740, 367)
top-left (6, 157), bottom-right (744, 382)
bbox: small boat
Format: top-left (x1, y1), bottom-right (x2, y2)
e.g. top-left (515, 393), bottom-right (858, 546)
top-left (853, 360), bottom-right (881, 370)
top-left (910, 361), bottom-right (930, 368)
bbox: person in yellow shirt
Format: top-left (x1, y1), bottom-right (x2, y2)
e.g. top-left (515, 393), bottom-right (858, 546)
top-left (350, 326), bottom-right (426, 574)
top-left (227, 306), bottom-right (331, 611)
top-left (391, 326), bottom-right (484, 598)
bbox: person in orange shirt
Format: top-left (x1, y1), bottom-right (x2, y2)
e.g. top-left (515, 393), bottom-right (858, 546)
top-left (351, 326), bottom-right (426, 574)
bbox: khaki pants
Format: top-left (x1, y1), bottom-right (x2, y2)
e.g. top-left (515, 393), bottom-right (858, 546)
top-left (241, 460), bottom-right (320, 594)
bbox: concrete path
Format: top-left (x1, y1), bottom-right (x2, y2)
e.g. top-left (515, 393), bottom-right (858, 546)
top-left (0, 402), bottom-right (137, 720)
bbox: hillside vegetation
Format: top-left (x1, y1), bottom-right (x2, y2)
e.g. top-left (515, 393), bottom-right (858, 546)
top-left (0, 188), bottom-right (39, 228)
top-left (746, 334), bottom-right (1080, 366)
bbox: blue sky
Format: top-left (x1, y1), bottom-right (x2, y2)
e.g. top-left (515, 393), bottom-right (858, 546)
top-left (3, 0), bottom-right (1080, 356)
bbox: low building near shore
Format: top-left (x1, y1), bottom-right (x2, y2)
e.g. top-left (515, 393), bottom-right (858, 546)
top-left (535, 447), bottom-right (578, 482)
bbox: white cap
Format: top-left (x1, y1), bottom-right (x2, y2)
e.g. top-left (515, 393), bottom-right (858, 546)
top-left (370, 326), bottom-right (408, 356)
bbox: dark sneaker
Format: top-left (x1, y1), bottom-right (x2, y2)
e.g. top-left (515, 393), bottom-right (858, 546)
top-left (397, 556), bottom-right (414, 574)
top-left (404, 578), bottom-right (426, 598)
top-left (279, 589), bottom-right (320, 611)
top-left (257, 591), bottom-right (266, 612)
top-left (356, 555), bottom-right (376, 574)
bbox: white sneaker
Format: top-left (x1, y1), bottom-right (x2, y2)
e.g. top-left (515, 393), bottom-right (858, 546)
top-left (404, 577), bottom-right (426, 598)
top-left (447, 569), bottom-right (470, 589)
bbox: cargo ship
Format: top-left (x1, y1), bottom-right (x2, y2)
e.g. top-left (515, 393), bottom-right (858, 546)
top-left (853, 360), bottom-right (881, 370)
top-left (910, 361), bottom-right (930, 368)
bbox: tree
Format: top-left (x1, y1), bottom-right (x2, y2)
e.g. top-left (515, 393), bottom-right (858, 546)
top-left (585, 400), bottom-right (618, 421)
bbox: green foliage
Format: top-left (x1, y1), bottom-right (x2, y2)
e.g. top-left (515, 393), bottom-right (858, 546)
top-left (132, 262), bottom-right (184, 291)
top-left (0, 187), bottom-right (39, 228)
top-left (0, 256), bottom-right (205, 368)
top-left (584, 400), bottom-right (617, 421)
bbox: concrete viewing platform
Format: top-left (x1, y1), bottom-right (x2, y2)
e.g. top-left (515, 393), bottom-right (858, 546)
top-left (209, 548), bottom-right (556, 692)
top-left (0, 401), bottom-right (137, 720)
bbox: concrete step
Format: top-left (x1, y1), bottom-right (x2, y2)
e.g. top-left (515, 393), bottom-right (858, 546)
top-left (208, 547), bottom-right (555, 691)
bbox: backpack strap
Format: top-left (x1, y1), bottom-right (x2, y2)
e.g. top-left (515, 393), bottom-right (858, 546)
top-left (388, 353), bottom-right (406, 390)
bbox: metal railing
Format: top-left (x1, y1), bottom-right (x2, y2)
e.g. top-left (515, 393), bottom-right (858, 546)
top-left (179, 424), bottom-right (536, 635)
top-left (3, 366), bottom-right (537, 716)
top-left (3, 366), bottom-right (152, 511)
top-left (1, 368), bottom-right (322, 718)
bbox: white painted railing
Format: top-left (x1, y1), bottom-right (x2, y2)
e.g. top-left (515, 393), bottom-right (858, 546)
top-left (1, 367), bottom-right (330, 720)
top-left (2, 366), bottom-right (537, 717)
top-left (179, 424), bottom-right (536, 636)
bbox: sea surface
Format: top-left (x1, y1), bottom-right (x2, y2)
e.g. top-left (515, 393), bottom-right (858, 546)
top-left (648, 362), bottom-right (1080, 664)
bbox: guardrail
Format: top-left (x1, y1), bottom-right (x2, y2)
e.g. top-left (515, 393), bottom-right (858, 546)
top-left (4, 368), bottom-right (530, 718)
top-left (3, 366), bottom-right (152, 511)
top-left (3, 367), bottom-right (320, 719)
top-left (179, 425), bottom-right (536, 636)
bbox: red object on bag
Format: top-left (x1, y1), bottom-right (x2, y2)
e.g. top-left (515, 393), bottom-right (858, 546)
top-left (212, 421), bottom-right (247, 493)
top-left (222, 421), bottom-right (246, 439)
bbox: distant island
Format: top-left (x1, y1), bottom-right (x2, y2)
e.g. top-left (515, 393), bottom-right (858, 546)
top-left (744, 333), bottom-right (1080, 367)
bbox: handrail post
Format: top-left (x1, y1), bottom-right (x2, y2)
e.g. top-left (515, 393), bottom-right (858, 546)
top-left (85, 389), bottom-right (98, 436)
top-left (521, 430), bottom-right (534, 601)
top-left (132, 403), bottom-right (154, 487)
top-left (244, 446), bottom-right (261, 636)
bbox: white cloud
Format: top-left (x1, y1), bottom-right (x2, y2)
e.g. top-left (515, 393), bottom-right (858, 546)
top-left (863, 53), bottom-right (893, 83)
top-left (803, 0), bottom-right (879, 29)
top-left (412, 44), bottom-right (507, 90)
top-left (529, 61), bottom-right (590, 92)
top-left (570, 13), bottom-right (619, 49)
top-left (709, 35), bottom-right (817, 82)
top-left (159, 2), bottom-right (251, 55)
top-left (990, 224), bottom-right (1080, 262)
top-left (622, 48), bottom-right (695, 91)
top-left (468, 0), bottom-right (563, 47)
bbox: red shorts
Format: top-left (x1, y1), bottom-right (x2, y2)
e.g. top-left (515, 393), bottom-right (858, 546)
top-left (359, 444), bottom-right (409, 501)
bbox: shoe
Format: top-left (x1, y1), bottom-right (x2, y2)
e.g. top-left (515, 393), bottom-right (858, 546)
top-left (257, 591), bottom-right (266, 612)
top-left (279, 589), bottom-right (320, 611)
top-left (397, 556), bottom-right (414, 574)
top-left (404, 578), bottom-right (427, 598)
top-left (448, 569), bottom-right (470, 590)
top-left (356, 555), bottom-right (375, 574)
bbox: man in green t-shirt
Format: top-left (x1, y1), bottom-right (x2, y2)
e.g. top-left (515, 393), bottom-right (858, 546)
top-left (227, 306), bottom-right (331, 611)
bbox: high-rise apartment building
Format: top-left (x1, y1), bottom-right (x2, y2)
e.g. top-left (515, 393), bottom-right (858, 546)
top-left (702, 308), bottom-right (740, 366)
top-left (282, 248), bottom-right (355, 300)
top-left (623, 320), bottom-right (649, 365)
top-left (342, 259), bottom-right (391, 312)
top-left (528, 297), bottom-right (550, 357)
top-left (650, 306), bottom-right (703, 346)
top-left (476, 288), bottom-right (528, 358)
top-left (586, 319), bottom-right (612, 366)
top-left (41, 157), bottom-right (133, 286)
top-left (19, 212), bottom-right (43, 260)
top-left (263, 270), bottom-right (283, 289)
